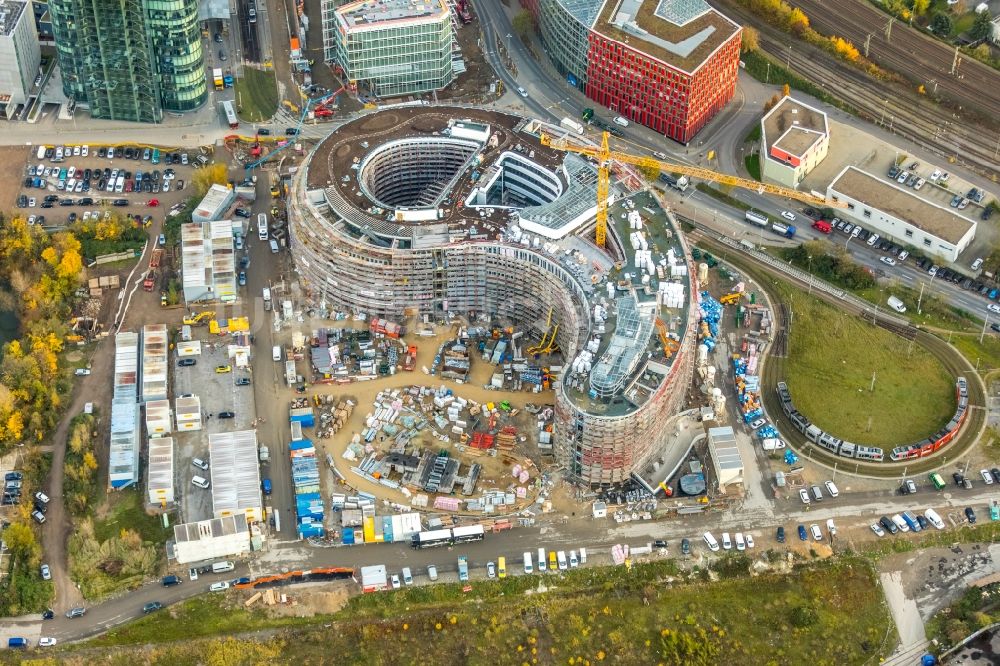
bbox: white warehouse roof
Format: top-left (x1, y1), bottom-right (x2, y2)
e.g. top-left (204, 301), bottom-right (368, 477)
top-left (147, 436), bottom-right (175, 505)
top-left (209, 430), bottom-right (263, 522)
top-left (141, 324), bottom-right (169, 402)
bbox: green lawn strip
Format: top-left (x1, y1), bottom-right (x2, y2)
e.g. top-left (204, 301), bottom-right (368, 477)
top-left (744, 153), bottom-right (761, 180)
top-left (947, 333), bottom-right (1000, 373)
top-left (782, 284), bottom-right (955, 445)
top-left (234, 68), bottom-right (279, 123)
top-left (81, 558), bottom-right (892, 665)
top-left (85, 594), bottom-right (317, 647)
top-left (695, 182), bottom-right (753, 212)
top-left (740, 50), bottom-right (856, 114)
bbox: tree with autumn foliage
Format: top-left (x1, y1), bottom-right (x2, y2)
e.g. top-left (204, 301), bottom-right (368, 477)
top-left (0, 213), bottom-right (82, 450)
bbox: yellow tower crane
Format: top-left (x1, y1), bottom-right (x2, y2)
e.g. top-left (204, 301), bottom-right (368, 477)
top-left (539, 131), bottom-right (845, 248)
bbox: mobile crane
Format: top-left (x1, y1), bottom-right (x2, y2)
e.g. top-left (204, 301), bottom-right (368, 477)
top-left (243, 91), bottom-right (339, 183)
top-left (539, 130), bottom-right (845, 248)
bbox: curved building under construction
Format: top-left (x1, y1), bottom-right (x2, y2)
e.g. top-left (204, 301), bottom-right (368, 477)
top-left (288, 106), bottom-right (698, 486)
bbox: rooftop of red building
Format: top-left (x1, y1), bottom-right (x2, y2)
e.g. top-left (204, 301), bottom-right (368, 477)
top-left (591, 0), bottom-right (740, 74)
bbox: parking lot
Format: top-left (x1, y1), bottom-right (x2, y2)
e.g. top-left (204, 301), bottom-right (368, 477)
top-left (14, 144), bottom-right (205, 230)
top-left (172, 341), bottom-right (258, 523)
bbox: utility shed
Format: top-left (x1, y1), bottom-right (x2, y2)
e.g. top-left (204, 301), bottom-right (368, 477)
top-left (192, 183), bottom-right (236, 223)
top-left (172, 514), bottom-right (251, 564)
top-left (145, 398), bottom-right (172, 435)
top-left (360, 564), bottom-right (388, 592)
top-left (209, 430), bottom-right (263, 522)
top-left (141, 324), bottom-right (168, 402)
top-left (175, 395), bottom-right (202, 431)
top-left (147, 436), bottom-right (174, 505)
top-left (708, 426), bottom-right (744, 492)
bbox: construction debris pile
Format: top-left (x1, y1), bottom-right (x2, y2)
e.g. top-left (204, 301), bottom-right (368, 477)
top-left (697, 291), bottom-right (721, 352)
top-left (287, 403), bottom-right (324, 539)
top-left (339, 384), bottom-right (539, 513)
top-left (304, 326), bottom-right (413, 382)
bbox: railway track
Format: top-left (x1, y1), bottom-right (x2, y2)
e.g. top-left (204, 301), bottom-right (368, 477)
top-left (791, 0), bottom-right (1000, 120)
top-left (715, 0), bottom-right (1000, 180)
top-left (692, 233), bottom-right (987, 478)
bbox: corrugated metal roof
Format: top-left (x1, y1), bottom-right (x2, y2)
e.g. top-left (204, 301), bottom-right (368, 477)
top-left (141, 324), bottom-right (169, 402)
top-left (147, 436), bottom-right (174, 502)
top-left (209, 430), bottom-right (262, 518)
top-left (174, 514), bottom-right (250, 543)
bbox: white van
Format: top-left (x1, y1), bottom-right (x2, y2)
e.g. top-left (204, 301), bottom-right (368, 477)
top-left (537, 547), bottom-right (546, 571)
top-left (613, 116), bottom-right (629, 127)
top-left (579, 547), bottom-right (587, 564)
top-left (523, 552), bottom-right (533, 574)
top-left (211, 561), bottom-right (235, 574)
top-left (924, 508), bottom-right (945, 529)
top-left (37, 145), bottom-right (46, 160)
top-left (891, 514), bottom-right (909, 532)
top-left (824, 480), bottom-right (840, 498)
top-left (887, 296), bottom-right (906, 313)
top-left (702, 531), bottom-right (720, 552)
top-left (257, 213), bottom-right (268, 241)
top-left (557, 551), bottom-right (567, 570)
top-left (269, 239), bottom-right (279, 253)
top-left (401, 567), bottom-right (413, 585)
top-left (272, 345), bottom-right (282, 362)
top-left (721, 532), bottom-right (732, 550)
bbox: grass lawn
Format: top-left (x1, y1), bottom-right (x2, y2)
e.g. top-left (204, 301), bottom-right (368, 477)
top-left (856, 282), bottom-right (978, 333)
top-left (744, 153), bottom-right (761, 180)
top-left (93, 490), bottom-right (171, 544)
top-left (234, 68), bottom-right (278, 123)
top-left (947, 332), bottom-right (1000, 374)
top-left (80, 558), bottom-right (892, 665)
top-left (783, 285), bottom-right (955, 445)
top-left (696, 182), bottom-right (753, 212)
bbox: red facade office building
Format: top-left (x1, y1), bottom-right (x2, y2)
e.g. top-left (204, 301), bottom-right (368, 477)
top-left (523, 0), bottom-right (742, 144)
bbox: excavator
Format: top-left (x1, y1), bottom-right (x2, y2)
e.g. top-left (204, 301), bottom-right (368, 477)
top-left (183, 311), bottom-right (214, 326)
top-left (655, 318), bottom-right (679, 357)
top-left (527, 308), bottom-right (559, 356)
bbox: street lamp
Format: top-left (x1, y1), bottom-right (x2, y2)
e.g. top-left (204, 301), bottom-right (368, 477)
top-left (807, 255), bottom-right (813, 295)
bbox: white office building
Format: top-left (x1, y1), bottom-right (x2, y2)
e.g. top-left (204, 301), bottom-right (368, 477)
top-left (0, 0), bottom-right (40, 116)
top-left (827, 166), bottom-right (976, 264)
top-left (759, 95), bottom-right (829, 189)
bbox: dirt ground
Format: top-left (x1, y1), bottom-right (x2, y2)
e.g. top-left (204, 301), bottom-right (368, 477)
top-left (0, 146), bottom-right (32, 211)
top-left (273, 321), bottom-right (559, 515)
top-left (255, 581), bottom-right (352, 617)
top-left (883, 543), bottom-right (1000, 621)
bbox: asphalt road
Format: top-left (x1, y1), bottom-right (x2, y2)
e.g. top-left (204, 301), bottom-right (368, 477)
top-left (24, 479), bottom-right (1000, 643)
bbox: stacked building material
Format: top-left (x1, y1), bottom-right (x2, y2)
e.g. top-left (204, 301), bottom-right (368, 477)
top-left (289, 438), bottom-right (324, 538)
top-left (495, 426), bottom-right (517, 451)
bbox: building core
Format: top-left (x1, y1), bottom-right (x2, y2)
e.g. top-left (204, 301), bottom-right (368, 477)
top-left (288, 106), bottom-right (698, 486)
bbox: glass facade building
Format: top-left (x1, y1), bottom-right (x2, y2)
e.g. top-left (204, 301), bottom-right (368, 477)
top-left (326, 0), bottom-right (454, 98)
top-left (49, 0), bottom-right (205, 122)
top-left (524, 0), bottom-right (741, 144)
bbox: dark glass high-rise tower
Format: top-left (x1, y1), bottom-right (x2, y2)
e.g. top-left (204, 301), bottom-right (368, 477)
top-left (49, 0), bottom-right (206, 122)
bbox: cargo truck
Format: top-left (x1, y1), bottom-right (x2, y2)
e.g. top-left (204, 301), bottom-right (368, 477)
top-left (770, 222), bottom-right (796, 238)
top-left (560, 117), bottom-right (584, 135)
top-left (212, 68), bottom-right (224, 90)
top-left (657, 172), bottom-right (689, 192)
top-left (142, 270), bottom-right (156, 291)
top-left (457, 555), bottom-right (469, 582)
top-left (902, 511), bottom-right (922, 532)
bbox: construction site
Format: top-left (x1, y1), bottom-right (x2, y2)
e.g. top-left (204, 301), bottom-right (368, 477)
top-left (286, 106), bottom-right (700, 488)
